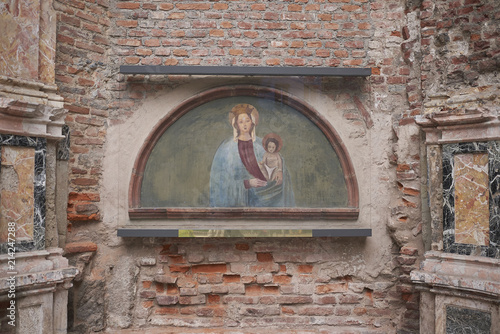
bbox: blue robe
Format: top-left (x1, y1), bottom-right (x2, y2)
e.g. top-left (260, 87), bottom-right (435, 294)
top-left (209, 137), bottom-right (295, 207)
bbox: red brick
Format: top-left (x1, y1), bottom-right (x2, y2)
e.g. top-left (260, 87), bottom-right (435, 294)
top-left (140, 291), bottom-right (156, 299)
top-left (316, 296), bottom-right (337, 304)
top-left (299, 306), bottom-right (334, 316)
top-left (223, 275), bottom-right (241, 283)
top-left (72, 178), bottom-right (99, 186)
top-left (156, 295), bottom-right (179, 306)
top-left (343, 59), bottom-right (364, 66)
top-left (176, 3), bottom-right (211, 10)
top-left (342, 4), bottom-right (361, 11)
top-left (116, 39), bottom-right (141, 47)
top-left (159, 3), bottom-right (174, 11)
top-left (116, 20), bottom-right (138, 28)
top-left (143, 39), bottom-right (160, 47)
top-left (315, 283), bottom-right (347, 294)
top-left (116, 2), bottom-right (140, 10)
top-left (277, 296), bottom-right (313, 304)
top-left (288, 4), bottom-right (302, 11)
top-left (263, 286), bottom-right (279, 294)
top-left (67, 213), bottom-right (100, 221)
top-left (207, 294), bottom-right (221, 304)
top-left (59, 13), bottom-right (81, 27)
top-left (191, 264), bottom-right (227, 273)
top-left (169, 265), bottom-right (190, 273)
top-left (179, 295), bottom-right (206, 305)
top-left (251, 4), bottom-right (266, 11)
top-left (213, 3), bottom-right (228, 10)
top-left (339, 294), bottom-right (362, 304)
top-left (245, 285), bottom-right (262, 296)
top-left (273, 275), bottom-right (292, 284)
top-left (297, 265), bottom-right (313, 273)
top-left (142, 300), bottom-right (154, 309)
top-left (154, 307), bottom-right (178, 315)
top-left (65, 103), bottom-right (90, 115)
top-left (256, 253), bottom-right (273, 262)
top-left (65, 241), bottom-right (98, 253)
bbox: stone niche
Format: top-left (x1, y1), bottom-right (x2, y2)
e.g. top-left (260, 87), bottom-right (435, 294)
top-left (412, 102), bottom-right (500, 334)
top-left (0, 0), bottom-right (77, 332)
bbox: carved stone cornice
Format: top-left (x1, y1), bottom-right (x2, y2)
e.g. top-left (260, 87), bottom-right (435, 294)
top-left (417, 85), bottom-right (500, 144)
top-left (411, 251), bottom-right (500, 303)
top-left (0, 97), bottom-right (67, 140)
top-left (415, 109), bottom-right (500, 144)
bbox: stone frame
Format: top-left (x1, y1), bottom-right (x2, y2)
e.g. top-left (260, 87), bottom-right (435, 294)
top-left (442, 141), bottom-right (500, 258)
top-left (128, 85), bottom-right (360, 221)
top-left (0, 134), bottom-right (46, 253)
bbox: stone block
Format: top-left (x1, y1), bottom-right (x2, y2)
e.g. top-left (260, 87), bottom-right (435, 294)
top-left (156, 295), bottom-right (179, 306)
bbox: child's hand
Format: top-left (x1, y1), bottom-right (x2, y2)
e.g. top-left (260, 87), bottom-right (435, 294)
top-left (272, 171), bottom-right (283, 185)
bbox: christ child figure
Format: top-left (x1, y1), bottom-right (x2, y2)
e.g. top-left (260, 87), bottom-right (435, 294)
top-left (259, 133), bottom-right (284, 185)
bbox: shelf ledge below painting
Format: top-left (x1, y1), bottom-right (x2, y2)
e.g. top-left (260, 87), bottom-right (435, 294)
top-left (117, 228), bottom-right (372, 238)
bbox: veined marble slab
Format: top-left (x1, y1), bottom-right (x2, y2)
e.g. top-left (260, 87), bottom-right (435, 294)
top-left (0, 135), bottom-right (46, 253)
top-left (443, 142), bottom-right (500, 258)
top-left (454, 153), bottom-right (489, 246)
top-left (0, 146), bottom-right (35, 242)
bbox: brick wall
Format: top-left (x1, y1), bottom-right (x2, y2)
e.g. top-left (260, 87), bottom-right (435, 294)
top-left (53, 0), bottom-right (427, 333)
top-left (55, 0), bottom-right (111, 226)
top-left (420, 0), bottom-right (499, 96)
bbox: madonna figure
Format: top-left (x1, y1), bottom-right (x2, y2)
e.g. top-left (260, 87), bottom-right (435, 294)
top-left (209, 104), bottom-right (295, 207)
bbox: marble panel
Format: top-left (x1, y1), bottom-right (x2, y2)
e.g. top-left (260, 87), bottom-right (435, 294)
top-left (0, 135), bottom-right (46, 253)
top-left (0, 0), bottom-right (40, 80)
top-left (443, 142), bottom-right (500, 258)
top-left (0, 146), bottom-right (35, 242)
top-left (446, 306), bottom-right (491, 334)
top-left (454, 153), bottom-right (489, 246)
top-left (57, 125), bottom-right (70, 161)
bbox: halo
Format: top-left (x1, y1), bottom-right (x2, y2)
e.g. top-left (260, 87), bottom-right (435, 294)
top-left (228, 104), bottom-right (259, 127)
top-left (262, 133), bottom-right (283, 153)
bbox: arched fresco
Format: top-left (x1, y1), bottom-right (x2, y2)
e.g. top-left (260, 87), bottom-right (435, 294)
top-left (129, 85), bottom-right (359, 220)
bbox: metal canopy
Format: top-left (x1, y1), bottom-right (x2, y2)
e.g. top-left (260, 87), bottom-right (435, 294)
top-left (120, 65), bottom-right (371, 77)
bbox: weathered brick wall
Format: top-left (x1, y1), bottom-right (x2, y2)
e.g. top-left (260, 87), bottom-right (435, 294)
top-left (419, 0), bottom-right (499, 113)
top-left (53, 0), bottom-right (428, 333)
top-left (54, 0), bottom-right (111, 226)
top-left (420, 0), bottom-right (499, 92)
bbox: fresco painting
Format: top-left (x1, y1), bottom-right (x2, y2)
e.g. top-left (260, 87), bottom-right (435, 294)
top-left (140, 96), bottom-right (348, 209)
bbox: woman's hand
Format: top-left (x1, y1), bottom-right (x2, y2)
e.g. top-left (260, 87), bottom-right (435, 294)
top-left (248, 178), bottom-right (267, 188)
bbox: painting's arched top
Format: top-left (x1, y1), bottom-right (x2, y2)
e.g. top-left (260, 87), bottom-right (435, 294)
top-left (129, 85), bottom-right (359, 220)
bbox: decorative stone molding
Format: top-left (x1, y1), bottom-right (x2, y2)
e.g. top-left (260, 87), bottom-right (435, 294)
top-left (0, 249), bottom-right (77, 294)
top-left (411, 251), bottom-right (500, 301)
top-left (411, 252), bottom-right (500, 334)
top-left (0, 248), bottom-right (77, 332)
top-left (0, 74), bottom-right (66, 140)
top-left (416, 109), bottom-right (500, 145)
top-left (0, 97), bottom-right (66, 140)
